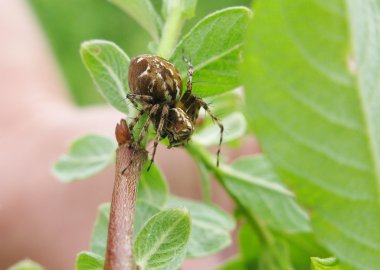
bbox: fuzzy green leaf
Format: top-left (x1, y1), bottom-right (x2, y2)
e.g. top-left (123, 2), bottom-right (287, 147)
top-left (193, 111), bottom-right (247, 146)
top-left (243, 1), bottom-right (380, 269)
top-left (134, 209), bottom-right (191, 270)
top-left (167, 197), bottom-right (235, 258)
top-left (311, 257), bottom-right (341, 270)
top-left (7, 260), bottom-right (44, 270)
top-left (81, 40), bottom-right (130, 113)
top-left (109, 0), bottom-right (162, 41)
top-left (53, 135), bottom-right (115, 182)
top-left (223, 155), bottom-right (311, 233)
top-left (76, 252), bottom-right (104, 270)
top-left (169, 7), bottom-right (251, 97)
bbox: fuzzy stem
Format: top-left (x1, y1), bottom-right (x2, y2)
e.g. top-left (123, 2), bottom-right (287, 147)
top-left (157, 9), bottom-right (185, 58)
top-left (104, 120), bottom-right (147, 270)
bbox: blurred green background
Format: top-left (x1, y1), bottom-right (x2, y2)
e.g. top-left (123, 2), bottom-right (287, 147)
top-left (27, 0), bottom-right (251, 106)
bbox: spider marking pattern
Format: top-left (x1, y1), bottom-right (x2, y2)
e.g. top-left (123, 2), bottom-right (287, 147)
top-left (127, 54), bottom-right (223, 170)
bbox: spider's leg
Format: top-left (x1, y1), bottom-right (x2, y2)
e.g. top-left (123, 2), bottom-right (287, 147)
top-left (136, 104), bottom-right (160, 146)
top-left (196, 98), bottom-right (224, 167)
top-left (182, 53), bottom-right (194, 93)
top-left (122, 104), bottom-right (159, 173)
top-left (128, 104), bottom-right (152, 141)
top-left (147, 104), bottom-right (169, 171)
top-left (127, 93), bottom-right (154, 105)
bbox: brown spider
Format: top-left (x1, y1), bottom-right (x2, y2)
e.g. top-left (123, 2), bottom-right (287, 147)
top-left (127, 54), bottom-right (223, 169)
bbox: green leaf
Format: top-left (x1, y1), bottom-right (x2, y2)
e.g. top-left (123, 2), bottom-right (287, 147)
top-left (238, 223), bottom-right (261, 267)
top-left (81, 40), bottom-right (130, 113)
top-left (215, 257), bottom-right (247, 270)
top-left (169, 7), bottom-right (252, 97)
top-left (90, 201), bottom-right (161, 257)
top-left (53, 135), bottom-right (115, 182)
top-left (198, 162), bottom-right (212, 203)
top-left (109, 0), bottom-right (162, 42)
top-left (134, 200), bottom-right (162, 238)
top-left (138, 163), bottom-right (169, 207)
top-left (90, 203), bottom-right (110, 256)
top-left (223, 155), bottom-right (311, 233)
top-left (242, 1), bottom-right (380, 269)
top-left (134, 208), bottom-right (191, 270)
top-left (7, 260), bottom-right (44, 270)
top-left (193, 112), bottom-right (247, 146)
top-left (76, 252), bottom-right (104, 270)
top-left (311, 257), bottom-right (341, 270)
top-left (167, 196), bottom-right (235, 258)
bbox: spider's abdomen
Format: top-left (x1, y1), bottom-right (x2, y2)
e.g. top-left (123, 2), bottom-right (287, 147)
top-left (128, 54), bottom-right (182, 104)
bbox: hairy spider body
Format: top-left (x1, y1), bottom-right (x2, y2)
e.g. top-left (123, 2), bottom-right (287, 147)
top-left (127, 54), bottom-right (223, 169)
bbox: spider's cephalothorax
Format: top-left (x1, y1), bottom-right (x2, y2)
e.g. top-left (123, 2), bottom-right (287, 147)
top-left (127, 54), bottom-right (223, 169)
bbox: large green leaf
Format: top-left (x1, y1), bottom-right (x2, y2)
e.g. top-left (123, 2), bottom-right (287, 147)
top-left (134, 209), bottom-right (191, 270)
top-left (53, 135), bottom-right (115, 182)
top-left (242, 1), bottom-right (380, 269)
top-left (109, 0), bottom-right (162, 42)
top-left (224, 155), bottom-right (311, 233)
top-left (167, 196), bottom-right (235, 258)
top-left (169, 7), bottom-right (252, 97)
top-left (81, 40), bottom-right (130, 113)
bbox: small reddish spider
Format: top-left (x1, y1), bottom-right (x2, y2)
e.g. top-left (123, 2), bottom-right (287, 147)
top-left (127, 54), bottom-right (223, 169)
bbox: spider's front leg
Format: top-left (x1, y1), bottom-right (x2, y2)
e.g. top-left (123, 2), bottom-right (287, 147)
top-left (196, 98), bottom-right (224, 167)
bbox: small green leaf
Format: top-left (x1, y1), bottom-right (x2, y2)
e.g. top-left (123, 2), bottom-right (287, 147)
top-left (53, 135), bottom-right (116, 182)
top-left (134, 209), bottom-right (191, 270)
top-left (134, 200), bottom-right (162, 238)
top-left (223, 155), bottom-right (311, 233)
top-left (109, 0), bottom-right (162, 41)
top-left (167, 197), bottom-right (235, 258)
top-left (170, 7), bottom-right (252, 97)
top-left (311, 257), bottom-right (341, 270)
top-left (138, 163), bottom-right (169, 207)
top-left (216, 257), bottom-right (246, 270)
top-left (193, 112), bottom-right (247, 146)
top-left (76, 251), bottom-right (104, 270)
top-left (81, 40), bottom-right (130, 113)
top-left (7, 260), bottom-right (44, 270)
top-left (198, 162), bottom-right (212, 203)
top-left (90, 204), bottom-right (110, 256)
top-left (90, 201), bottom-right (161, 257)
top-left (162, 249), bottom-right (187, 270)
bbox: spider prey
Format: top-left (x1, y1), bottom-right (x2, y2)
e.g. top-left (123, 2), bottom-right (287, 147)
top-left (127, 54), bottom-right (223, 169)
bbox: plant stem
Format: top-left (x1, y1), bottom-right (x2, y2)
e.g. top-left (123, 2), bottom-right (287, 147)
top-left (157, 10), bottom-right (185, 58)
top-left (104, 120), bottom-right (147, 270)
top-left (186, 143), bottom-right (275, 246)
